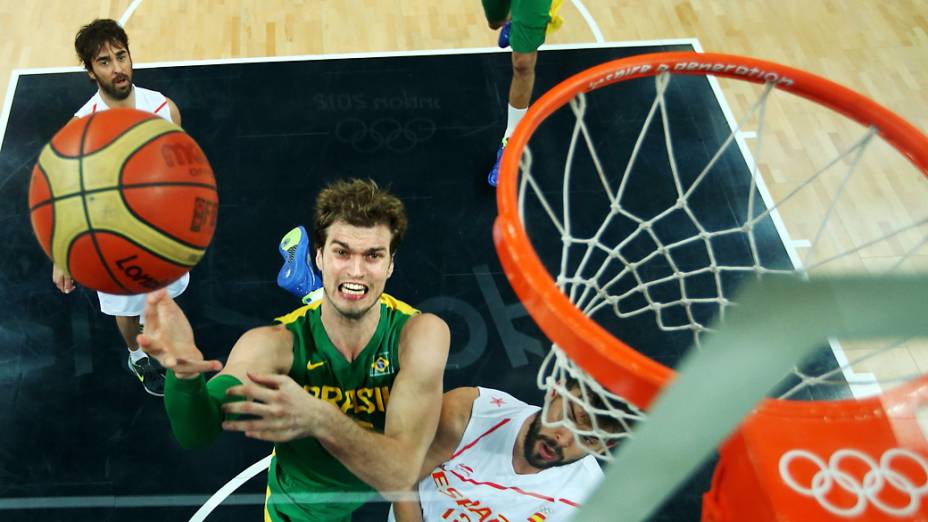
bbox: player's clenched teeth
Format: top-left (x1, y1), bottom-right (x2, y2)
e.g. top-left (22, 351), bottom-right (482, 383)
top-left (339, 282), bottom-right (368, 295)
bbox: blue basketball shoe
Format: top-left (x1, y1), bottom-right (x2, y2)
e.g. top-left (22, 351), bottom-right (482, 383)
top-left (487, 138), bottom-right (508, 187)
top-left (277, 226), bottom-right (322, 301)
top-left (498, 21), bottom-right (512, 48)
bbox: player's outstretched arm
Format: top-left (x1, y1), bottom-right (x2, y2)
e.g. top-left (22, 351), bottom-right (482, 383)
top-left (137, 289), bottom-right (221, 378)
top-left (167, 326), bottom-right (293, 449)
top-left (392, 387), bottom-right (479, 522)
top-left (140, 289), bottom-right (293, 449)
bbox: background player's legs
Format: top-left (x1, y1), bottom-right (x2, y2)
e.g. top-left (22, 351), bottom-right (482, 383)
top-left (486, 51), bottom-right (537, 186)
top-left (509, 50), bottom-right (537, 114)
top-left (487, 0), bottom-right (552, 187)
top-left (116, 312), bottom-right (166, 397)
top-left (114, 314), bottom-right (141, 350)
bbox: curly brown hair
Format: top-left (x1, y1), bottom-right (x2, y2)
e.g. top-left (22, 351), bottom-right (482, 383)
top-left (75, 19), bottom-right (130, 72)
top-left (313, 179), bottom-right (408, 255)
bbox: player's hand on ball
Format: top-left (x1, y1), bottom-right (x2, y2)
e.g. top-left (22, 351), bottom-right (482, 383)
top-left (221, 372), bottom-right (335, 442)
top-left (137, 288), bottom-right (222, 379)
top-left (52, 264), bottom-right (75, 293)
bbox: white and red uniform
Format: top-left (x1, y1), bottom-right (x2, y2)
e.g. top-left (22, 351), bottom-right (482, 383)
top-left (393, 387), bottom-right (603, 522)
top-left (74, 86), bottom-right (189, 317)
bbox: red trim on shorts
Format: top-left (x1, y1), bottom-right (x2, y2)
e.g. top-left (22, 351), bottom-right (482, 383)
top-left (154, 100), bottom-right (169, 114)
top-left (450, 418), bottom-right (511, 459)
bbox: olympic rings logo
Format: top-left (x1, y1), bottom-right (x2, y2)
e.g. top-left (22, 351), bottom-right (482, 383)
top-left (335, 117), bottom-right (436, 153)
top-left (779, 448), bottom-right (928, 517)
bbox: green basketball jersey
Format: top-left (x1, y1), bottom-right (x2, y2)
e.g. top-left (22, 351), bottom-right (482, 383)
top-left (266, 292), bottom-right (418, 521)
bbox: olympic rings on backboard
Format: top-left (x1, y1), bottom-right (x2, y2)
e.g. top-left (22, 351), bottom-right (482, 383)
top-left (779, 447), bottom-right (928, 517)
top-left (335, 117), bottom-right (436, 153)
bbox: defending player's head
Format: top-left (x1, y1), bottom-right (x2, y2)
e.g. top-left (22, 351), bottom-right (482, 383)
top-left (313, 178), bottom-right (408, 320)
top-left (75, 19), bottom-right (133, 100)
top-left (523, 377), bottom-right (634, 469)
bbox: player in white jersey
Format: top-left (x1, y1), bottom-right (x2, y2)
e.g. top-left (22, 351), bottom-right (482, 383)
top-left (50, 18), bottom-right (187, 396)
top-left (391, 379), bottom-right (628, 522)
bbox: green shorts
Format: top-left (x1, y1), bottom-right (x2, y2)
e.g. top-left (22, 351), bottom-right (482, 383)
top-left (481, 0), bottom-right (553, 53)
top-left (264, 455), bottom-right (364, 522)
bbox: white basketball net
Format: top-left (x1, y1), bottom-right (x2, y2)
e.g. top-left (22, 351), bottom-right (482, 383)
top-left (523, 71), bottom-right (928, 461)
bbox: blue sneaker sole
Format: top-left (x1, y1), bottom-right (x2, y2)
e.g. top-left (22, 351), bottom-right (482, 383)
top-left (488, 141), bottom-right (507, 187)
top-left (277, 226), bottom-right (322, 299)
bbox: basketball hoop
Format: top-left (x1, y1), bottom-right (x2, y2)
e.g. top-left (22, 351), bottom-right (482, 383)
top-left (493, 51), bottom-right (928, 520)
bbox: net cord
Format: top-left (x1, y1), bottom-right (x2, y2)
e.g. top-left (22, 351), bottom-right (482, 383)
top-left (521, 64), bottom-right (928, 461)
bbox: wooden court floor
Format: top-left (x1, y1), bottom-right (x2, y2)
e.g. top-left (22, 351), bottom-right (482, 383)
top-left (2, 0), bottom-right (927, 426)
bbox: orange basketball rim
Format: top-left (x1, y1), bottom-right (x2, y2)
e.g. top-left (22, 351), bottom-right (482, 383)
top-left (493, 51), bottom-right (928, 409)
top-left (493, 51), bottom-right (928, 521)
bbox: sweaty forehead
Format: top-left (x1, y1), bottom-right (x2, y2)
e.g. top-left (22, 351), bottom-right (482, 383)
top-left (325, 222), bottom-right (391, 249)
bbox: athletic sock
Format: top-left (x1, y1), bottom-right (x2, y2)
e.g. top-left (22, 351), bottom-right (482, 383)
top-left (504, 104), bottom-right (528, 140)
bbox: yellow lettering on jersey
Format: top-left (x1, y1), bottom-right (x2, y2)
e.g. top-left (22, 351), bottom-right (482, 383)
top-left (322, 385), bottom-right (342, 406)
top-left (381, 386), bottom-right (390, 408)
top-left (354, 419), bottom-right (374, 430)
top-left (302, 385), bottom-right (390, 413)
top-left (342, 389), bottom-right (356, 413)
top-left (357, 388), bottom-right (375, 414)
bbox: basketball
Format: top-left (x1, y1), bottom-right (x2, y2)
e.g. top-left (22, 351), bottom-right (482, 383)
top-left (28, 108), bottom-right (218, 295)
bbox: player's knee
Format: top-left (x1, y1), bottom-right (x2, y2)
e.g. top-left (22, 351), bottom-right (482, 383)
top-left (512, 53), bottom-right (537, 77)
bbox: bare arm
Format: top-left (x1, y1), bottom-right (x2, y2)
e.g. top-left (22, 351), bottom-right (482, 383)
top-left (392, 504), bottom-right (424, 522)
top-left (51, 264), bottom-right (75, 293)
top-left (318, 313), bottom-right (450, 493)
top-left (166, 97), bottom-right (182, 126)
top-left (417, 387), bottom-right (479, 478)
top-left (393, 387), bottom-right (479, 522)
top-left (217, 324), bottom-right (293, 382)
